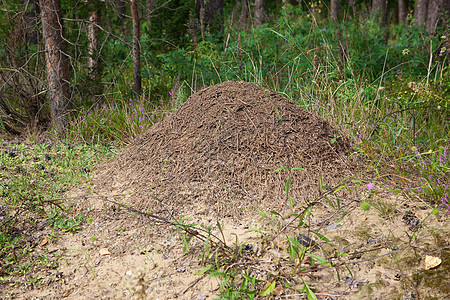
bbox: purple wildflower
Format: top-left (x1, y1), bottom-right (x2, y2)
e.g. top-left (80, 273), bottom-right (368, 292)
top-left (442, 193), bottom-right (450, 213)
top-left (444, 146), bottom-right (448, 161)
top-left (367, 182), bottom-right (375, 191)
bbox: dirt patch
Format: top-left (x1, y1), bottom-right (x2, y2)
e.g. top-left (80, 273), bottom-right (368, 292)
top-left (91, 81), bottom-right (353, 217)
top-left (12, 197), bottom-right (449, 300)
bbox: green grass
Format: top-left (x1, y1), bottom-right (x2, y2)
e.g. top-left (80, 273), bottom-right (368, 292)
top-left (0, 141), bottom-right (116, 283)
top-left (67, 78), bottom-right (186, 144)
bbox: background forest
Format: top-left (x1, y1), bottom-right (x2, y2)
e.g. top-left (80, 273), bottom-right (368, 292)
top-left (0, 0), bottom-right (449, 297)
top-left (1, 0), bottom-right (449, 141)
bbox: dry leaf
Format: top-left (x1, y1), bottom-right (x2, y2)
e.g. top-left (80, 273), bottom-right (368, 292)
top-left (38, 237), bottom-right (48, 247)
top-left (424, 255), bottom-right (441, 270)
top-left (360, 215), bottom-right (367, 222)
top-left (272, 285), bottom-right (283, 296)
top-left (99, 248), bottom-right (111, 256)
top-left (62, 288), bottom-right (72, 297)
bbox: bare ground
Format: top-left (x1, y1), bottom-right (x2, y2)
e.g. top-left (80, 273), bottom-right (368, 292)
top-left (9, 191), bottom-right (450, 300)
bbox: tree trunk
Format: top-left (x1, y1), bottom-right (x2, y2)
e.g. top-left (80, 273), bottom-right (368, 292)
top-left (371, 0), bottom-right (388, 26)
top-left (88, 7), bottom-right (102, 99)
top-left (40, 0), bottom-right (70, 136)
top-left (196, 0), bottom-right (205, 38)
top-left (196, 0), bottom-right (224, 36)
top-left (116, 0), bottom-right (126, 19)
top-left (398, 0), bottom-right (406, 24)
top-left (116, 0), bottom-right (128, 36)
top-left (213, 0), bottom-right (224, 34)
top-left (145, 0), bottom-right (156, 33)
top-left (239, 0), bottom-right (249, 30)
top-left (415, 0), bottom-right (428, 27)
top-left (425, 0), bottom-right (449, 33)
top-left (330, 0), bottom-right (340, 21)
top-left (425, 0), bottom-right (437, 32)
top-left (25, 0), bottom-right (41, 45)
top-left (130, 0), bottom-right (141, 95)
top-left (254, 0), bottom-right (267, 27)
top-left (88, 10), bottom-right (99, 77)
top-left (231, 0), bottom-right (242, 28)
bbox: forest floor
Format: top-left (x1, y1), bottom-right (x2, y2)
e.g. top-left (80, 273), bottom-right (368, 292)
top-left (7, 193), bottom-right (450, 300)
top-left (2, 81), bottom-right (449, 299)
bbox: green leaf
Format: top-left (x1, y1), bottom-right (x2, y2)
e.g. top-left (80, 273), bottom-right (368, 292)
top-left (274, 166), bottom-right (288, 172)
top-left (310, 231), bottom-right (330, 242)
top-left (242, 273), bottom-right (262, 286)
top-left (259, 209), bottom-right (270, 217)
top-left (306, 253), bottom-right (331, 266)
top-left (196, 265), bottom-right (213, 275)
top-left (286, 178), bottom-right (291, 194)
top-left (208, 271), bottom-right (227, 278)
top-left (324, 196), bottom-right (335, 209)
top-left (288, 241), bottom-right (297, 259)
top-left (260, 281), bottom-right (276, 296)
top-left (292, 167), bottom-right (306, 171)
top-left (302, 279), bottom-right (318, 300)
top-left (333, 185), bottom-right (345, 194)
top-left (303, 281), bottom-right (317, 300)
top-left (345, 265), bottom-right (353, 277)
top-left (270, 210), bottom-right (281, 216)
top-left (296, 209), bottom-right (309, 228)
top-left (217, 221), bottom-right (226, 243)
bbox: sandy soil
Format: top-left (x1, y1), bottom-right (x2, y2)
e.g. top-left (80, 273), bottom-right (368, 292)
top-left (8, 185), bottom-right (448, 300)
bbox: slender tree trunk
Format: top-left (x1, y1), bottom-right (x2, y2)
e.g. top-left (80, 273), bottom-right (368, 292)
top-left (130, 0), bottom-right (141, 95)
top-left (195, 0), bottom-right (224, 36)
top-left (371, 0), bottom-right (388, 26)
top-left (215, 0), bottom-right (224, 34)
top-left (25, 0), bottom-right (41, 45)
top-left (254, 0), bottom-right (267, 27)
top-left (40, 0), bottom-right (70, 136)
top-left (88, 8), bottom-right (102, 99)
top-left (197, 0), bottom-right (205, 38)
top-left (398, 0), bottom-right (406, 24)
top-left (116, 0), bottom-right (128, 36)
top-left (116, 0), bottom-right (126, 19)
top-left (88, 10), bottom-right (99, 77)
top-left (145, 0), bottom-right (155, 33)
top-left (231, 0), bottom-right (241, 28)
top-left (239, 0), bottom-right (248, 30)
top-left (415, 0), bottom-right (428, 27)
top-left (330, 0), bottom-right (340, 21)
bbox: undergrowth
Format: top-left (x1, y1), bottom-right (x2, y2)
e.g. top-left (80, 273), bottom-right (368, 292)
top-left (0, 142), bottom-right (115, 286)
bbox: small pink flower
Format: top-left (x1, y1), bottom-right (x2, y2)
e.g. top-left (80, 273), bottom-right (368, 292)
top-left (367, 182), bottom-right (375, 191)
